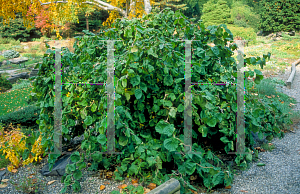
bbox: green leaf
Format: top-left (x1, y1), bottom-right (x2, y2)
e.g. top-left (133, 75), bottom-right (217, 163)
top-left (169, 107), bottom-right (177, 118)
top-left (91, 151), bottom-right (102, 162)
top-left (140, 82), bottom-right (147, 93)
top-left (131, 45), bottom-right (139, 52)
top-left (73, 169), bottom-right (83, 180)
top-left (80, 108), bottom-right (87, 119)
top-left (84, 116), bottom-right (93, 126)
top-left (207, 117), bottom-right (217, 127)
top-left (122, 79), bottom-right (127, 88)
top-left (163, 100), bottom-right (172, 107)
top-left (129, 164), bottom-right (139, 175)
top-left (185, 161), bottom-right (196, 175)
top-left (177, 104), bottom-right (184, 112)
top-left (198, 125), bottom-right (208, 137)
top-left (97, 134), bottom-right (107, 145)
top-left (155, 120), bottom-right (175, 137)
top-left (163, 137), bottom-right (179, 152)
top-left (125, 92), bottom-right (131, 101)
top-left (70, 151), bottom-right (81, 163)
top-left (76, 161), bottom-right (86, 170)
top-left (68, 163), bottom-right (76, 171)
top-left (163, 75), bottom-right (173, 86)
top-left (62, 125), bottom-right (69, 134)
top-left (119, 135), bottom-right (128, 146)
top-left (135, 89), bottom-right (143, 99)
top-left (169, 93), bottom-right (176, 101)
top-left (257, 163), bottom-right (265, 166)
top-left (148, 64), bottom-right (154, 73)
top-left (146, 156), bottom-right (157, 167)
top-left (91, 103), bottom-right (97, 112)
top-left (130, 75), bottom-right (140, 87)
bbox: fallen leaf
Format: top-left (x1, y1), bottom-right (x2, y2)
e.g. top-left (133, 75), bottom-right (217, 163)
top-left (11, 169), bottom-right (18, 173)
top-left (103, 181), bottom-right (110, 185)
top-left (100, 185), bottom-right (105, 190)
top-left (1, 179), bottom-right (9, 183)
top-left (47, 180), bottom-right (57, 185)
top-left (240, 190), bottom-right (248, 193)
top-left (148, 183), bottom-right (156, 190)
top-left (0, 168), bottom-right (5, 171)
top-left (118, 184), bottom-right (127, 189)
top-left (268, 143), bottom-right (273, 146)
top-left (132, 179), bottom-right (138, 184)
top-left (133, 183), bottom-right (139, 187)
top-left (0, 183), bottom-right (8, 188)
top-left (29, 175), bottom-right (33, 178)
top-left (32, 178), bottom-right (37, 184)
top-left (87, 163), bottom-right (91, 166)
top-left (189, 189), bottom-right (198, 194)
top-left (144, 188), bottom-right (151, 193)
top-left (68, 148), bottom-right (73, 151)
top-left (225, 185), bottom-right (232, 189)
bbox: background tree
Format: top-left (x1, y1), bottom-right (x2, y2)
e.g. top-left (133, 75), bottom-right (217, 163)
top-left (151, 0), bottom-right (188, 13)
top-left (0, 0), bottom-right (153, 39)
top-left (258, 0), bottom-right (300, 34)
top-left (26, 5), bottom-right (58, 38)
top-left (230, 0), bottom-right (261, 32)
top-left (200, 0), bottom-right (234, 27)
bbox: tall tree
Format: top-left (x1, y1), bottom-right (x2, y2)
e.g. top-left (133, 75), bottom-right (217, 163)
top-left (0, 0), bottom-right (153, 39)
top-left (200, 0), bottom-right (234, 27)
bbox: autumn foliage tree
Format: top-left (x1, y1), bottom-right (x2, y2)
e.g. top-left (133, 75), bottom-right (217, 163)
top-left (0, 0), bottom-right (153, 39)
top-left (26, 5), bottom-right (58, 38)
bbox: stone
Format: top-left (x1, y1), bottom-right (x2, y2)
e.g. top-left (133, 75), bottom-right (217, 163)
top-left (288, 31), bottom-right (295, 36)
top-left (276, 31), bottom-right (282, 37)
top-left (23, 46), bottom-right (29, 50)
top-left (266, 33), bottom-right (276, 39)
top-left (7, 72), bottom-right (29, 84)
top-left (0, 168), bottom-right (6, 182)
top-left (257, 30), bottom-right (263, 36)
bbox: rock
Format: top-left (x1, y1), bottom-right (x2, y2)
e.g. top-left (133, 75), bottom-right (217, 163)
top-left (0, 168), bottom-right (6, 182)
top-left (24, 46), bottom-right (29, 50)
top-left (276, 31), bottom-right (282, 37)
top-left (40, 154), bottom-right (75, 176)
top-left (7, 72), bottom-right (29, 84)
top-left (266, 33), bottom-right (276, 39)
top-left (257, 30), bottom-right (263, 36)
top-left (1, 60), bottom-right (7, 66)
top-left (288, 31), bottom-right (295, 36)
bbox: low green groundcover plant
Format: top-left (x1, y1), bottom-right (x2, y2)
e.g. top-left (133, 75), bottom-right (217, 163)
top-left (29, 8), bottom-right (295, 194)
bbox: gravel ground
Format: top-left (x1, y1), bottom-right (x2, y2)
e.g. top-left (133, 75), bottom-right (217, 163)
top-left (206, 63), bottom-right (300, 194)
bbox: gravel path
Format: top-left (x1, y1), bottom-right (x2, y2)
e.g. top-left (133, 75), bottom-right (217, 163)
top-left (208, 63), bottom-right (300, 194)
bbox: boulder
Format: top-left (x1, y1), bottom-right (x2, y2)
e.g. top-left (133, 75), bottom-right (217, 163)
top-left (257, 30), bottom-right (263, 36)
top-left (7, 72), bottom-right (29, 84)
top-left (276, 31), bottom-right (282, 37)
top-left (288, 31), bottom-right (295, 36)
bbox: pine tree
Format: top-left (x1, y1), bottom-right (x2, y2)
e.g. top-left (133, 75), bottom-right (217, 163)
top-left (200, 0), bottom-right (234, 27)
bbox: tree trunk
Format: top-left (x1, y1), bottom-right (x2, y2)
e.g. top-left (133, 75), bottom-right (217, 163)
top-left (86, 16), bottom-right (89, 31)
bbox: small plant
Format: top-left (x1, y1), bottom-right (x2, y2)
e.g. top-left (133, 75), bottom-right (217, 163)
top-left (9, 165), bottom-right (48, 194)
top-left (0, 123), bottom-right (45, 172)
top-left (0, 73), bottom-right (13, 92)
top-left (11, 79), bottom-right (32, 90)
top-left (3, 50), bottom-right (20, 59)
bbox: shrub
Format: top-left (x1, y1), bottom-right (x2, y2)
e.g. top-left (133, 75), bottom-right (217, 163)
top-left (259, 0), bottom-right (300, 34)
top-left (0, 14), bottom-right (41, 42)
top-left (0, 73), bottom-right (13, 92)
top-left (227, 25), bottom-right (257, 45)
top-left (0, 105), bottom-right (41, 127)
top-left (3, 50), bottom-right (20, 59)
